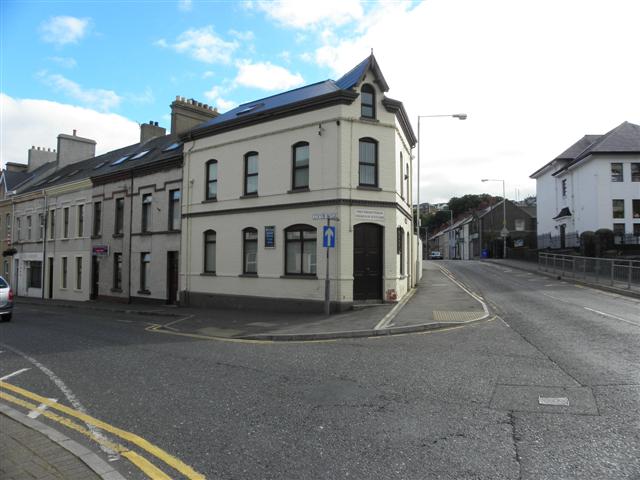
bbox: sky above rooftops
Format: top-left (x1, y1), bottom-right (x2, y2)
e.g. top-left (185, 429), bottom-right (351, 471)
top-left (1, 0), bottom-right (639, 203)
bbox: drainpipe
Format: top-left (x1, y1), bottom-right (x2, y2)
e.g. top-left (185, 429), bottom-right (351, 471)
top-left (127, 174), bottom-right (134, 303)
top-left (41, 192), bottom-right (48, 299)
top-left (185, 136), bottom-right (196, 305)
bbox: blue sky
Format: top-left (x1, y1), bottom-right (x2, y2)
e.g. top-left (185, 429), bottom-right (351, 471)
top-left (2, 0), bottom-right (640, 202)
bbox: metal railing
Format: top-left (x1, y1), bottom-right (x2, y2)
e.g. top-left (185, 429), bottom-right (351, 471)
top-left (539, 252), bottom-right (640, 292)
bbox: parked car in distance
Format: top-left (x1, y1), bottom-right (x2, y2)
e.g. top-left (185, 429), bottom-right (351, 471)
top-left (429, 251), bottom-right (443, 260)
top-left (0, 276), bottom-right (13, 321)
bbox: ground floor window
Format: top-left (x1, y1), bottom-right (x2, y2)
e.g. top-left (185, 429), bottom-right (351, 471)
top-left (27, 261), bottom-right (42, 289)
top-left (113, 253), bottom-right (122, 290)
top-left (76, 257), bottom-right (82, 290)
top-left (61, 257), bottom-right (68, 289)
top-left (397, 227), bottom-right (404, 275)
top-left (243, 228), bottom-right (258, 274)
top-left (285, 225), bottom-right (316, 275)
top-left (204, 230), bottom-right (216, 273)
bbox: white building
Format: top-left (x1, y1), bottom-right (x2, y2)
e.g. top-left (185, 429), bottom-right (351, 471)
top-left (180, 55), bottom-right (419, 312)
top-left (530, 121), bottom-right (640, 248)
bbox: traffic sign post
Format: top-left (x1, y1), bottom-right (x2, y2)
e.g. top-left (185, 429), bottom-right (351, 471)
top-left (313, 213), bottom-right (339, 316)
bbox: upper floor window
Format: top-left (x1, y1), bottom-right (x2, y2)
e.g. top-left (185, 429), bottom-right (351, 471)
top-left (292, 142), bottom-right (310, 189)
top-left (169, 190), bottom-right (181, 231)
top-left (359, 138), bottom-right (378, 187)
top-left (27, 216), bottom-right (32, 240)
top-left (77, 205), bottom-right (84, 237)
top-left (49, 210), bottom-right (55, 240)
top-left (115, 198), bottom-right (125, 235)
top-left (399, 152), bottom-right (404, 199)
top-left (361, 84), bottom-right (375, 119)
top-left (16, 217), bottom-right (22, 241)
top-left (242, 227), bottom-right (258, 274)
top-left (38, 214), bottom-right (44, 240)
top-left (141, 193), bottom-right (152, 233)
top-left (93, 201), bottom-right (102, 236)
top-left (632, 163), bottom-right (640, 182)
top-left (633, 199), bottom-right (640, 219)
top-left (244, 152), bottom-right (258, 195)
top-left (285, 225), bottom-right (316, 275)
top-left (206, 160), bottom-right (218, 200)
top-left (561, 179), bottom-right (567, 197)
top-left (612, 199), bottom-right (625, 219)
top-left (63, 207), bottom-right (70, 238)
top-left (611, 163), bottom-right (623, 182)
top-left (204, 230), bottom-right (216, 273)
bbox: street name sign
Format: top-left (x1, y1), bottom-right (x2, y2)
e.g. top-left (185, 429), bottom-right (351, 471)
top-left (312, 213), bottom-right (338, 220)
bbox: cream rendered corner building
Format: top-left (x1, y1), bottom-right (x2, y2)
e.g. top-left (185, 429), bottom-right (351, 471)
top-left (180, 55), bottom-right (419, 312)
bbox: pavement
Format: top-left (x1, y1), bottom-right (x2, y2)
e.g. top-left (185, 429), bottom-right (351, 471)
top-left (3, 261), bottom-right (489, 480)
top-left (0, 404), bottom-right (124, 480)
top-left (15, 260), bottom-right (488, 342)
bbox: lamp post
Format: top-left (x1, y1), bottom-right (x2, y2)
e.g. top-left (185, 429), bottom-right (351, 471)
top-left (416, 113), bottom-right (467, 276)
top-left (481, 178), bottom-right (507, 259)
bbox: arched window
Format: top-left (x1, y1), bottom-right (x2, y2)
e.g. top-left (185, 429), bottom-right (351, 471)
top-left (204, 230), bottom-right (216, 273)
top-left (359, 138), bottom-right (378, 187)
top-left (285, 225), bottom-right (317, 275)
top-left (242, 227), bottom-right (258, 274)
top-left (292, 142), bottom-right (310, 190)
top-left (244, 152), bottom-right (258, 195)
top-left (361, 84), bottom-right (375, 119)
top-left (399, 152), bottom-right (404, 199)
top-left (206, 160), bottom-right (218, 200)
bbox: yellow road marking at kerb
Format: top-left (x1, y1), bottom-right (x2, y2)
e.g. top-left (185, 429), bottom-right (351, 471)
top-left (0, 392), bottom-right (172, 480)
top-left (0, 381), bottom-right (205, 480)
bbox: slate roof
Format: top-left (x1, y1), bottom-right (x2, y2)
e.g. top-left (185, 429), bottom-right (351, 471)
top-left (10, 162), bottom-right (58, 194)
top-left (18, 135), bottom-right (182, 194)
top-left (531, 121), bottom-right (640, 178)
top-left (4, 170), bottom-right (31, 191)
top-left (187, 54), bottom-right (414, 143)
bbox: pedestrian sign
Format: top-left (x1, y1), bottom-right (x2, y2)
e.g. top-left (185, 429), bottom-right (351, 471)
top-left (323, 226), bottom-right (336, 248)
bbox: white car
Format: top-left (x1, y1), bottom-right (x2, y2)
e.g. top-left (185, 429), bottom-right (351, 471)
top-left (429, 251), bottom-right (443, 260)
top-left (0, 276), bottom-right (13, 321)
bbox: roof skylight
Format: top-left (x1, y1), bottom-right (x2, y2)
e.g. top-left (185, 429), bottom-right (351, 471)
top-left (130, 149), bottom-right (151, 160)
top-left (93, 161), bottom-right (107, 170)
top-left (236, 103), bottom-right (263, 116)
top-left (163, 142), bottom-right (181, 152)
top-left (111, 155), bottom-right (131, 166)
top-left (46, 175), bottom-right (62, 184)
top-left (66, 169), bottom-right (81, 177)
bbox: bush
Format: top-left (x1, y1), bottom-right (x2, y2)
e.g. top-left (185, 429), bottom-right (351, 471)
top-left (580, 231), bottom-right (596, 257)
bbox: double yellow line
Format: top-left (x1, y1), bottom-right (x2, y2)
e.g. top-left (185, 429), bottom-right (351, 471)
top-left (0, 380), bottom-right (205, 480)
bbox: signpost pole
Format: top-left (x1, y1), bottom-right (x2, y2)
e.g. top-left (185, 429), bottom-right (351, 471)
top-left (324, 218), bottom-right (331, 316)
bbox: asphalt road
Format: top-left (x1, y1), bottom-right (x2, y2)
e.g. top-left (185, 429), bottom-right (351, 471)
top-left (0, 261), bottom-right (639, 480)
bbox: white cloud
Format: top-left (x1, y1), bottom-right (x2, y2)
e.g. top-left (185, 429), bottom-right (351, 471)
top-left (202, 71), bottom-right (215, 79)
top-left (0, 93), bottom-right (139, 167)
top-left (254, 0), bottom-right (363, 29)
top-left (49, 56), bottom-right (77, 68)
top-left (127, 86), bottom-right (155, 105)
top-left (203, 86), bottom-right (236, 112)
top-left (235, 61), bottom-right (304, 91)
top-left (38, 72), bottom-right (121, 112)
top-left (178, 0), bottom-right (192, 11)
top-left (40, 16), bottom-right (90, 46)
top-left (161, 26), bottom-right (238, 64)
top-left (313, 0), bottom-right (640, 203)
top-left (229, 29), bottom-right (255, 41)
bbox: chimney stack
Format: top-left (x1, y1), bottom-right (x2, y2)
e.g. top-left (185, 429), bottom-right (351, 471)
top-left (170, 95), bottom-right (220, 137)
top-left (27, 146), bottom-right (57, 172)
top-left (56, 130), bottom-right (96, 169)
top-left (140, 121), bottom-right (166, 143)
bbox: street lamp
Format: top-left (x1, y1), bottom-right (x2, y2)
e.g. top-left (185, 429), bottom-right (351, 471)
top-left (481, 178), bottom-right (507, 259)
top-left (416, 113), bottom-right (467, 274)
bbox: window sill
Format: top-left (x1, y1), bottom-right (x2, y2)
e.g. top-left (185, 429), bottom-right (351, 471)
top-left (287, 187), bottom-right (310, 194)
top-left (138, 232), bottom-right (152, 236)
top-left (280, 274), bottom-right (318, 280)
top-left (91, 235), bottom-right (102, 239)
top-left (137, 290), bottom-right (151, 295)
top-left (110, 288), bottom-right (123, 293)
top-left (240, 193), bottom-right (258, 199)
top-left (238, 273), bottom-right (258, 278)
top-left (112, 234), bottom-right (124, 238)
top-left (359, 116), bottom-right (379, 123)
top-left (201, 272), bottom-right (216, 276)
top-left (357, 185), bottom-right (382, 191)
top-left (202, 198), bottom-right (217, 203)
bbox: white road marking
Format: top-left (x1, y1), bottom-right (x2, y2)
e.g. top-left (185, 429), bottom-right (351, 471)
top-left (0, 368), bottom-right (30, 381)
top-left (583, 307), bottom-right (640, 327)
top-left (539, 396), bottom-right (569, 406)
top-left (0, 343), bottom-right (120, 461)
top-left (27, 398), bottom-right (58, 419)
top-left (374, 288), bottom-right (416, 330)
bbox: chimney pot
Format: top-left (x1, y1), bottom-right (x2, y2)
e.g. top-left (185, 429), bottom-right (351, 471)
top-left (73, 129), bottom-right (77, 136)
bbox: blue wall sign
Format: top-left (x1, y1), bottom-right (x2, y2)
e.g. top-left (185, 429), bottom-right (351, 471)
top-left (264, 226), bottom-right (275, 248)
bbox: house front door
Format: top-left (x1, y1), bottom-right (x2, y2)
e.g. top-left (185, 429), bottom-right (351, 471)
top-left (353, 223), bottom-right (383, 301)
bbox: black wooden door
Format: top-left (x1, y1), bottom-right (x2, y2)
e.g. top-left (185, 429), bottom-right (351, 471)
top-left (91, 256), bottom-right (99, 299)
top-left (353, 223), bottom-right (383, 300)
top-left (48, 257), bottom-right (54, 299)
top-left (167, 251), bottom-right (179, 304)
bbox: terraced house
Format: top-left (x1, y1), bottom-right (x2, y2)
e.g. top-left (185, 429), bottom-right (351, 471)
top-left (179, 54), bottom-right (419, 312)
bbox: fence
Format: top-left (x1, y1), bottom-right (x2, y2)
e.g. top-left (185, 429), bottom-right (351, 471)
top-left (537, 232), bottom-right (580, 250)
top-left (539, 252), bottom-right (640, 292)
